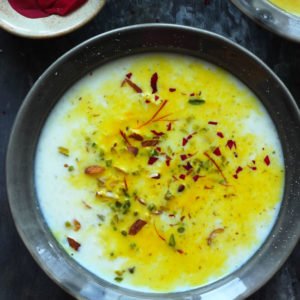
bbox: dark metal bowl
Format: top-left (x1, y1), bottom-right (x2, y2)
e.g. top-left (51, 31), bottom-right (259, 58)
top-left (6, 24), bottom-right (300, 300)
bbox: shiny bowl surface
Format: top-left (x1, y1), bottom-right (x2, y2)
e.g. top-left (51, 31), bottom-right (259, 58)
top-left (6, 24), bottom-right (300, 300)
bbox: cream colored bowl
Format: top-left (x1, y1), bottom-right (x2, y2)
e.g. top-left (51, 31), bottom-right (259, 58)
top-left (0, 0), bottom-right (105, 39)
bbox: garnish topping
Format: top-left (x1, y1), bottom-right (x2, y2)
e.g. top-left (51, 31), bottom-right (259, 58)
top-left (129, 133), bottom-right (144, 141)
top-left (148, 156), bottom-right (159, 165)
top-left (188, 99), bottom-right (205, 105)
top-left (67, 237), bottom-right (81, 251)
top-left (264, 155), bottom-right (271, 166)
top-left (121, 78), bottom-right (143, 93)
top-left (85, 165), bottom-right (105, 175)
top-left (226, 140), bottom-right (237, 150)
top-left (182, 133), bottom-right (195, 146)
top-left (207, 228), bottom-right (224, 246)
top-left (151, 72), bottom-right (158, 94)
top-left (128, 219), bottom-right (147, 235)
top-left (208, 121), bottom-right (218, 125)
top-left (168, 234), bottom-right (176, 247)
top-left (178, 184), bottom-right (185, 192)
top-left (233, 166), bottom-right (243, 179)
top-left (151, 130), bottom-right (164, 137)
top-left (213, 147), bottom-right (222, 157)
top-left (169, 88), bottom-right (176, 92)
top-left (120, 130), bottom-right (139, 156)
top-left (204, 152), bottom-right (227, 183)
top-left (58, 146), bottom-right (69, 156)
top-left (142, 140), bottom-right (160, 147)
top-left (217, 132), bottom-right (224, 138)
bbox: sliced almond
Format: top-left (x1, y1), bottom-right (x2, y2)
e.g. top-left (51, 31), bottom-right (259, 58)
top-left (85, 165), bottom-right (105, 175)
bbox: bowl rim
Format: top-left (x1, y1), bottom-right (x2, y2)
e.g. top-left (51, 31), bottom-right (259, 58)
top-left (6, 23), bottom-right (300, 300)
top-left (230, 0), bottom-right (300, 43)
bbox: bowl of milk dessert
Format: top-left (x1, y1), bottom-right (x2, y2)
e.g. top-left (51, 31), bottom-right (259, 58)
top-left (231, 0), bottom-right (300, 42)
top-left (6, 24), bottom-right (300, 300)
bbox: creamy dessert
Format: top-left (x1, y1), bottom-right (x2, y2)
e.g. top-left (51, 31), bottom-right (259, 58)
top-left (269, 0), bottom-right (300, 16)
top-left (35, 53), bottom-right (284, 292)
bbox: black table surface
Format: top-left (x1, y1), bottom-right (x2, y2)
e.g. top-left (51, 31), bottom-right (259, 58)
top-left (0, 1), bottom-right (299, 299)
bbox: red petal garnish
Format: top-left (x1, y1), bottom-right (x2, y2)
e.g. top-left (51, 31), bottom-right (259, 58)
top-left (213, 147), bottom-right (222, 156)
top-left (129, 219), bottom-right (147, 235)
top-left (204, 152), bottom-right (227, 183)
top-left (126, 72), bottom-right (132, 79)
top-left (120, 130), bottom-right (130, 145)
top-left (127, 145), bottom-right (138, 156)
top-left (264, 155), bottom-right (271, 166)
top-left (179, 174), bottom-right (186, 180)
top-left (166, 156), bottom-right (171, 167)
top-left (217, 132), bottom-right (224, 138)
top-left (67, 237), bottom-right (81, 251)
top-left (145, 100), bottom-right (151, 104)
top-left (151, 130), bottom-right (164, 136)
top-left (167, 122), bottom-right (172, 131)
top-left (169, 88), bottom-right (176, 92)
top-left (193, 175), bottom-right (200, 182)
top-left (154, 95), bottom-right (159, 101)
top-left (180, 154), bottom-right (188, 161)
top-left (208, 121), bottom-right (218, 125)
top-left (183, 162), bottom-right (193, 171)
top-left (248, 166), bottom-right (257, 171)
top-left (190, 93), bottom-right (195, 96)
top-left (142, 140), bottom-right (160, 147)
top-left (148, 156), bottom-right (158, 165)
top-left (151, 72), bottom-right (158, 94)
top-left (207, 228), bottom-right (224, 246)
top-left (129, 133), bottom-right (144, 141)
top-left (226, 140), bottom-right (237, 150)
top-left (233, 166), bottom-right (243, 179)
top-left (151, 173), bottom-right (161, 179)
top-left (156, 147), bottom-right (161, 152)
top-left (122, 78), bottom-right (143, 93)
top-left (182, 133), bottom-right (194, 146)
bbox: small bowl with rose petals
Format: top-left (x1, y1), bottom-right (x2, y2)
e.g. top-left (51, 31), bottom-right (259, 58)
top-left (0, 0), bottom-right (106, 39)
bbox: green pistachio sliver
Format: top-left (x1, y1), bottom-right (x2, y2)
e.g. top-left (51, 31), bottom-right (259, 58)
top-left (188, 99), bottom-right (205, 105)
top-left (114, 277), bottom-right (123, 282)
top-left (58, 146), bottom-right (69, 156)
top-left (168, 234), bottom-right (176, 247)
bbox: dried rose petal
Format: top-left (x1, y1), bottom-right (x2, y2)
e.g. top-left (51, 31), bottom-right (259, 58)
top-left (264, 155), bottom-right (271, 166)
top-left (151, 72), bottom-right (158, 94)
top-left (213, 147), bottom-right (222, 156)
top-left (148, 156), bottom-right (159, 165)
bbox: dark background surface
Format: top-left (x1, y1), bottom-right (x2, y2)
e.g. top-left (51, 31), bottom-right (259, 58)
top-left (0, 0), bottom-right (299, 299)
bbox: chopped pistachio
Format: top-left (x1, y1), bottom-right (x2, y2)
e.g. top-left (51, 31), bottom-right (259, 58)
top-left (188, 99), bottom-right (205, 105)
top-left (168, 234), bottom-right (176, 247)
top-left (114, 277), bottom-right (123, 282)
top-left (58, 146), bottom-right (69, 156)
top-left (177, 227), bottom-right (185, 233)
